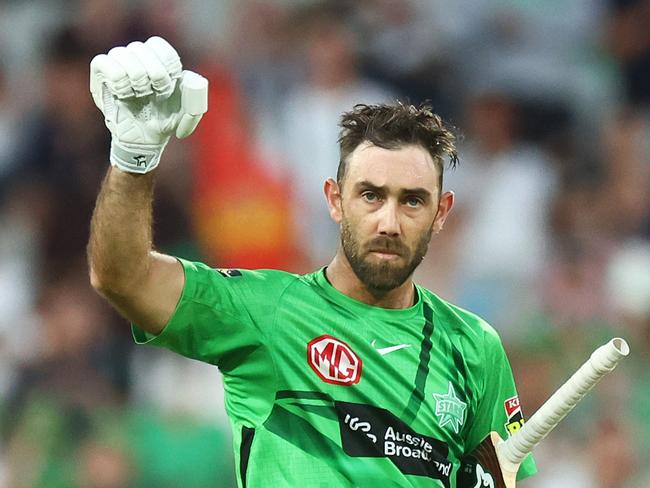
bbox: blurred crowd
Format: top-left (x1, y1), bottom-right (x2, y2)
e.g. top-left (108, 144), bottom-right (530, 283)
top-left (0, 0), bottom-right (648, 487)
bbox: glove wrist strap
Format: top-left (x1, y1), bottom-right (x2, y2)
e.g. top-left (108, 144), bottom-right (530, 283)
top-left (110, 140), bottom-right (165, 174)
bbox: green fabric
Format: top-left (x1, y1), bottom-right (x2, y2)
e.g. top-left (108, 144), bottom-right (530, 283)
top-left (133, 258), bottom-right (536, 487)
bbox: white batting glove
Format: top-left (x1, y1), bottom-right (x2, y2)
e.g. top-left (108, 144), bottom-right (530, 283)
top-left (90, 36), bottom-right (208, 174)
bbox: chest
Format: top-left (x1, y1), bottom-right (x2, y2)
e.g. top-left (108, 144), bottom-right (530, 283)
top-left (265, 294), bottom-right (476, 451)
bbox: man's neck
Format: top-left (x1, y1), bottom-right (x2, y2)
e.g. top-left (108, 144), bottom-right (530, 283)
top-left (325, 251), bottom-right (416, 309)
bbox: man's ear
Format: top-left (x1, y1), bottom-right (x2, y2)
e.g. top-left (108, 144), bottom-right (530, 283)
top-left (432, 190), bottom-right (454, 233)
top-left (324, 178), bottom-right (343, 224)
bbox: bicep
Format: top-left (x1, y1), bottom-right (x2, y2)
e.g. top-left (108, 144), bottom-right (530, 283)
top-left (103, 251), bottom-right (184, 335)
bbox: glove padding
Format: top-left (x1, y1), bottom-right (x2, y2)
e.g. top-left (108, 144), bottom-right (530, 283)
top-left (90, 36), bottom-right (208, 174)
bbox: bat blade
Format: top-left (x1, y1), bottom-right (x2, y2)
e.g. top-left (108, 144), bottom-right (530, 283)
top-left (458, 435), bottom-right (508, 488)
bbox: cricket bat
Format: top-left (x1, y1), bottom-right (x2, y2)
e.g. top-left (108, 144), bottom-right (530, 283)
top-left (458, 337), bottom-right (630, 488)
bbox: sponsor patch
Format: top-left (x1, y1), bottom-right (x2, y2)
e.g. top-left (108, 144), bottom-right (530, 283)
top-left (503, 396), bottom-right (525, 436)
top-left (335, 402), bottom-right (452, 486)
top-left (215, 268), bottom-right (242, 278)
top-left (505, 411), bottom-right (525, 436)
top-left (504, 396), bottom-right (521, 417)
top-left (307, 335), bottom-right (362, 386)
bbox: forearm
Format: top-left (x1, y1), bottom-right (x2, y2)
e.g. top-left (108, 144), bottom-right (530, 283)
top-left (87, 36), bottom-right (205, 332)
top-left (88, 166), bottom-right (155, 295)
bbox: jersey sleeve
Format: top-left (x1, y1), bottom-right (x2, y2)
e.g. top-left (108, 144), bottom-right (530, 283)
top-left (131, 258), bottom-right (295, 373)
top-left (464, 329), bottom-right (537, 481)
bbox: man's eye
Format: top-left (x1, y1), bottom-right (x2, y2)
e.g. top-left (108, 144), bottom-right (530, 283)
top-left (362, 191), bottom-right (379, 202)
top-left (405, 196), bottom-right (422, 207)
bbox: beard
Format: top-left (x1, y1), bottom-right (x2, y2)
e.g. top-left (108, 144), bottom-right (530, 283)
top-left (340, 217), bottom-right (433, 293)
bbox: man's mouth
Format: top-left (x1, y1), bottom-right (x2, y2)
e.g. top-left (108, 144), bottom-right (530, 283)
top-left (368, 249), bottom-right (401, 260)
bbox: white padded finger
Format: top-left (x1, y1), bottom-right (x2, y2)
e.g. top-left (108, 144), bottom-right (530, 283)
top-left (175, 72), bottom-right (208, 138)
top-left (180, 70), bottom-right (208, 115)
top-left (90, 53), bottom-right (131, 101)
top-left (176, 113), bottom-right (203, 139)
top-left (127, 41), bottom-right (174, 98)
top-left (108, 46), bottom-right (152, 98)
top-left (144, 36), bottom-right (182, 81)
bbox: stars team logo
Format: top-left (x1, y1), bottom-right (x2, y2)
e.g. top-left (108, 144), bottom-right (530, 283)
top-left (433, 382), bottom-right (467, 434)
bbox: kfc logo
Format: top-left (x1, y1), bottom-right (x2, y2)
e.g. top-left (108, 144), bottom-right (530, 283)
top-left (308, 335), bottom-right (362, 386)
top-left (504, 396), bottom-right (521, 417)
top-left (504, 395), bottom-right (525, 436)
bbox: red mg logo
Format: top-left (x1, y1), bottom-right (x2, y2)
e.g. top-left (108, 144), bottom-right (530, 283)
top-left (307, 335), bottom-right (362, 386)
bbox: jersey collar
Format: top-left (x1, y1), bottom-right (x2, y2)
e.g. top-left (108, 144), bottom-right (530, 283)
top-left (313, 267), bottom-right (423, 320)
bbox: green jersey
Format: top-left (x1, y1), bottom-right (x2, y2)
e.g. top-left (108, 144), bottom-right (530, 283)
top-left (133, 259), bottom-right (536, 487)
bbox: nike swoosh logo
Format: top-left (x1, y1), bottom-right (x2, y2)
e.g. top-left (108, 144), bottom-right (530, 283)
top-left (371, 340), bottom-right (411, 356)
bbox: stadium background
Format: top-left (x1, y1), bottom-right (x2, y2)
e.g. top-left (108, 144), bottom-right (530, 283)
top-left (0, 0), bottom-right (648, 486)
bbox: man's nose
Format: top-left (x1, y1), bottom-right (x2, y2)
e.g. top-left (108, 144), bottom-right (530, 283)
top-left (376, 200), bottom-right (400, 237)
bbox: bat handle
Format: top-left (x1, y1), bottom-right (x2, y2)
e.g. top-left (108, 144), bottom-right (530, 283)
top-left (498, 338), bottom-right (630, 467)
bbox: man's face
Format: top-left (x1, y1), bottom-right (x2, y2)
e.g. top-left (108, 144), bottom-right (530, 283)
top-left (332, 142), bottom-right (447, 292)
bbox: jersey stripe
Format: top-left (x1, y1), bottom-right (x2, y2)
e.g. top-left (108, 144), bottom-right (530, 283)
top-left (276, 390), bottom-right (333, 401)
top-left (451, 343), bottom-right (472, 410)
top-left (240, 426), bottom-right (255, 488)
top-left (402, 302), bottom-right (435, 424)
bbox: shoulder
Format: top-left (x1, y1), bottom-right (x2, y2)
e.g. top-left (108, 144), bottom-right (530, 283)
top-left (417, 287), bottom-right (504, 350)
top-left (216, 267), bottom-right (300, 283)
top-left (178, 258), bottom-right (302, 294)
top-left (181, 259), bottom-right (295, 280)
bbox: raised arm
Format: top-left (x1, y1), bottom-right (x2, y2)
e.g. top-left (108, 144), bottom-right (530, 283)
top-left (87, 37), bottom-right (207, 335)
top-left (88, 169), bottom-right (182, 334)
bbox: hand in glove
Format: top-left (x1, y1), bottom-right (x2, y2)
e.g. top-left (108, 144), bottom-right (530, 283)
top-left (90, 36), bottom-right (208, 174)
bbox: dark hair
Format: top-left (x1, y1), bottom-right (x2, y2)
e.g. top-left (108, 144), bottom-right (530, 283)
top-left (337, 102), bottom-right (459, 190)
